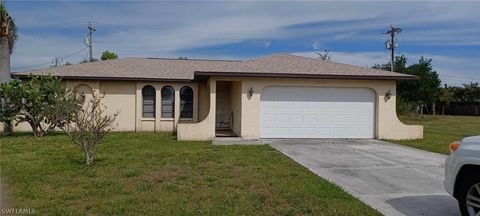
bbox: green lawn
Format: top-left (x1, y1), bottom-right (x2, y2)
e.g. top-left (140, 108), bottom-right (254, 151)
top-left (391, 115), bottom-right (480, 154)
top-left (0, 132), bottom-right (379, 215)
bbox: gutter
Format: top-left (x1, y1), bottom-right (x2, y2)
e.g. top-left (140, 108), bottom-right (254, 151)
top-left (11, 74), bottom-right (193, 82)
top-left (194, 71), bottom-right (420, 81)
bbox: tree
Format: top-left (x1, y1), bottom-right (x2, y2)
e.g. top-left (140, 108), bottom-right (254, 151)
top-left (400, 57), bottom-right (441, 114)
top-left (100, 50), bottom-right (118, 60)
top-left (0, 75), bottom-right (82, 136)
top-left (438, 84), bottom-right (453, 115)
top-left (0, 79), bottom-right (23, 134)
top-left (64, 61), bottom-right (72, 66)
top-left (372, 55), bottom-right (407, 73)
top-left (452, 83), bottom-right (480, 102)
top-left (61, 93), bottom-right (117, 165)
top-left (373, 55), bottom-right (441, 115)
top-left (0, 3), bottom-right (18, 84)
top-left (316, 49), bottom-right (331, 61)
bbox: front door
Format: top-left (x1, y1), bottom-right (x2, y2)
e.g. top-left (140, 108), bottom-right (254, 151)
top-left (216, 83), bottom-right (231, 130)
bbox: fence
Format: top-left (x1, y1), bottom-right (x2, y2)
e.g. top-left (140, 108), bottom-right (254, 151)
top-left (441, 102), bottom-right (480, 116)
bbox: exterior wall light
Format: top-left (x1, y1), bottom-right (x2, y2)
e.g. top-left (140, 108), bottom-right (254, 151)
top-left (79, 91), bottom-right (86, 102)
top-left (248, 87), bottom-right (254, 99)
top-left (385, 90), bottom-right (392, 100)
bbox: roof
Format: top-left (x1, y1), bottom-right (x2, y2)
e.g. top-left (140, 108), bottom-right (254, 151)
top-left (13, 54), bottom-right (417, 81)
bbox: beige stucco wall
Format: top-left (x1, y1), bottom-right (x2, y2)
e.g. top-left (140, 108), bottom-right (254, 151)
top-left (230, 81), bottom-right (242, 136)
top-left (100, 81), bottom-right (136, 131)
top-left (197, 82), bottom-right (209, 121)
top-left (177, 79), bottom-right (216, 141)
top-left (6, 80), bottom-right (198, 134)
top-left (4, 76), bottom-right (422, 141)
top-left (6, 120), bottom-right (32, 132)
top-left (177, 76), bottom-right (423, 141)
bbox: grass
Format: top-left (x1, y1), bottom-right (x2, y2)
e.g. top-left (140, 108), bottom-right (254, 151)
top-left (391, 115), bottom-right (480, 154)
top-left (0, 132), bottom-right (380, 215)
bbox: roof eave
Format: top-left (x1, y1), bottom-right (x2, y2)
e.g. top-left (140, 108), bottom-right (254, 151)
top-left (194, 71), bottom-right (419, 81)
top-left (11, 74), bottom-right (193, 82)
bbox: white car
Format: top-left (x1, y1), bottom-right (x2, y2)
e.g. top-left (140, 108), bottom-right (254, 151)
top-left (445, 135), bottom-right (480, 216)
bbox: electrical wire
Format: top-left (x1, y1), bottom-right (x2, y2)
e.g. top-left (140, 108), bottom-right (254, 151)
top-left (62, 47), bottom-right (88, 59)
top-left (12, 47), bottom-right (88, 70)
top-left (11, 62), bottom-right (52, 70)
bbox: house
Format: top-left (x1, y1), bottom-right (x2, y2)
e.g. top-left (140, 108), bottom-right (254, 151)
top-left (10, 54), bottom-right (423, 140)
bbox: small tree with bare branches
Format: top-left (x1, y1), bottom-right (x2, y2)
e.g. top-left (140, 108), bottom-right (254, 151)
top-left (61, 93), bottom-right (117, 165)
top-left (316, 49), bottom-right (331, 61)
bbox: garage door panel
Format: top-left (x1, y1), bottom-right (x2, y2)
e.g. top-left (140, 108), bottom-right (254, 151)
top-left (262, 113), bottom-right (276, 122)
top-left (317, 114), bottom-right (331, 121)
top-left (277, 113), bottom-right (289, 122)
top-left (303, 112), bottom-right (316, 121)
top-left (261, 87), bottom-right (374, 138)
top-left (317, 127), bottom-right (332, 136)
top-left (290, 113), bottom-right (303, 122)
top-left (290, 127), bottom-right (302, 135)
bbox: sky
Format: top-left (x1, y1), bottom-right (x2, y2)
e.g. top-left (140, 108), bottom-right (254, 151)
top-left (5, 0), bottom-right (480, 86)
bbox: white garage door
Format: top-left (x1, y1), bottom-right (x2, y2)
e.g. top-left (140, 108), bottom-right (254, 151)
top-left (261, 86), bottom-right (375, 138)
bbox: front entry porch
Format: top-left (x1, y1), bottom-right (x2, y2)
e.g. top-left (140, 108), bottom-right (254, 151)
top-left (215, 81), bottom-right (242, 137)
top-left (176, 79), bottom-right (245, 141)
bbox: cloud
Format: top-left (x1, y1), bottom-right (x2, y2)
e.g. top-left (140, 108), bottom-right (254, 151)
top-left (293, 51), bottom-right (480, 86)
top-left (249, 40), bottom-right (271, 48)
top-left (7, 1), bottom-right (480, 84)
top-left (312, 41), bottom-right (324, 51)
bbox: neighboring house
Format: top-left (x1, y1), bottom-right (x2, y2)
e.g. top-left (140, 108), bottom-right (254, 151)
top-left (9, 54), bottom-right (423, 140)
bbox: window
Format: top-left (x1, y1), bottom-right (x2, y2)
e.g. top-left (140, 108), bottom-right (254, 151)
top-left (161, 86), bottom-right (175, 118)
top-left (142, 85), bottom-right (156, 118)
top-left (180, 86), bottom-right (193, 118)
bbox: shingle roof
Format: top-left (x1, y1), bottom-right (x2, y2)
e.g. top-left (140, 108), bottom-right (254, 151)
top-left (13, 54), bottom-right (417, 81)
top-left (13, 57), bottom-right (241, 81)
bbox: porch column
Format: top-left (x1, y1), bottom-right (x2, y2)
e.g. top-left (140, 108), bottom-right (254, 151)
top-left (135, 82), bottom-right (142, 132)
top-left (174, 87), bottom-right (181, 131)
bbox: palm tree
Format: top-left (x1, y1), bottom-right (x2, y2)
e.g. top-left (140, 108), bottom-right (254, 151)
top-left (0, 2), bottom-right (18, 83)
top-left (0, 2), bottom-right (17, 134)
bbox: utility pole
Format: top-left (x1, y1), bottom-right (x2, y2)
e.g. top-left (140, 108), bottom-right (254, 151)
top-left (87, 21), bottom-right (95, 62)
top-left (383, 25), bottom-right (402, 72)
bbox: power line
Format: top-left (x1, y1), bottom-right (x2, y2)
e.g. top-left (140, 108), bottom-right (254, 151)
top-left (12, 47), bottom-right (88, 70)
top-left (63, 47), bottom-right (88, 59)
top-left (53, 47), bottom-right (90, 67)
top-left (11, 62), bottom-right (52, 70)
top-left (440, 74), bottom-right (480, 80)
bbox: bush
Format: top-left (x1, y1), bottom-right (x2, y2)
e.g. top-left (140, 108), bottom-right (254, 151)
top-left (0, 75), bottom-right (82, 136)
top-left (62, 93), bottom-right (117, 165)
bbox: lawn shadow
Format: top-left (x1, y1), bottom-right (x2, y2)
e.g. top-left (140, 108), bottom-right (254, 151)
top-left (1, 131), bottom-right (66, 138)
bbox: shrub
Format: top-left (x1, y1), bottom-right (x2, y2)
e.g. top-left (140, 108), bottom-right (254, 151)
top-left (61, 93), bottom-right (117, 165)
top-left (0, 75), bottom-right (82, 136)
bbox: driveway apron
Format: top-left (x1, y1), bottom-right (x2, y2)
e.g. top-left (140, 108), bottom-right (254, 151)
top-left (268, 139), bottom-right (460, 216)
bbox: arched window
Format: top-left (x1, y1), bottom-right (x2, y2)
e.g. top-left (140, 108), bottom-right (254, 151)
top-left (180, 86), bottom-right (193, 118)
top-left (142, 85), bottom-right (156, 118)
top-left (161, 86), bottom-right (175, 118)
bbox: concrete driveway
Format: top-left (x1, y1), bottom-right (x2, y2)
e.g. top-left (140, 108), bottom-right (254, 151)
top-left (268, 139), bottom-right (460, 216)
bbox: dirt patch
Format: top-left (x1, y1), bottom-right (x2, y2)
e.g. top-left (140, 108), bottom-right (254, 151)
top-left (148, 168), bottom-right (187, 184)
